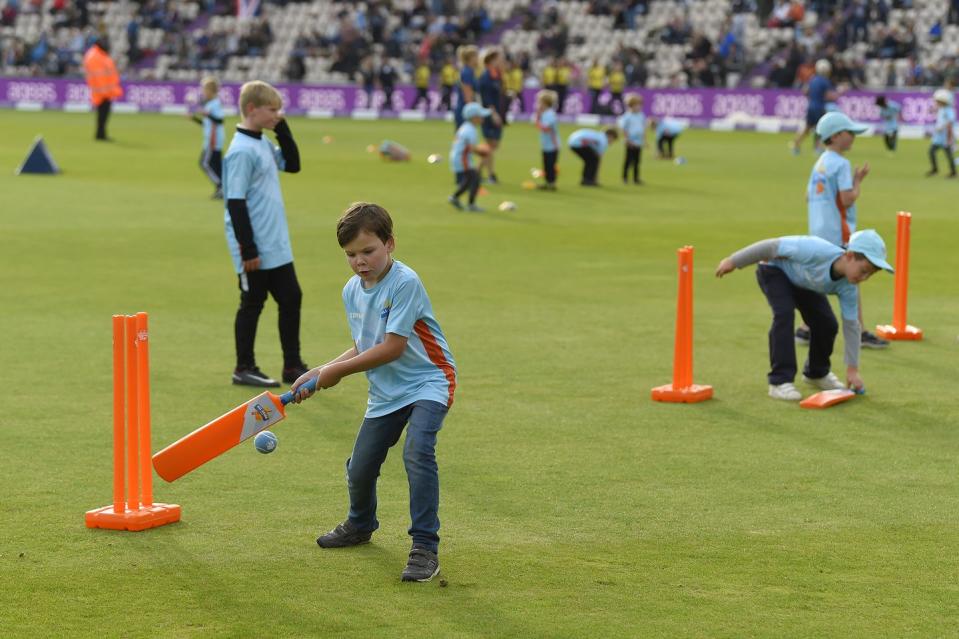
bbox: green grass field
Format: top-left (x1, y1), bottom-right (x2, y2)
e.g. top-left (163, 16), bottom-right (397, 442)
top-left (1, 110), bottom-right (957, 638)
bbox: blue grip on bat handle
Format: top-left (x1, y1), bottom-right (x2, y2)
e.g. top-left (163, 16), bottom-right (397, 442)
top-left (280, 377), bottom-right (318, 405)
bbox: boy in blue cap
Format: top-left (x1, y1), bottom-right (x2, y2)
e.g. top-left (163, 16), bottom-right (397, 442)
top-left (568, 127), bottom-right (619, 186)
top-left (291, 202), bottom-right (456, 583)
top-left (798, 111), bottom-right (888, 350)
top-left (448, 102), bottom-right (491, 212)
top-left (715, 229), bottom-right (893, 400)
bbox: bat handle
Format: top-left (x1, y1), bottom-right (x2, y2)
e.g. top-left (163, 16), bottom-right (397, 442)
top-left (280, 377), bottom-right (318, 406)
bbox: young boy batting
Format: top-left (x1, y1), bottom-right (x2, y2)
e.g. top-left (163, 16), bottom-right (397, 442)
top-left (798, 111), bottom-right (888, 350)
top-left (448, 102), bottom-right (491, 211)
top-left (618, 94), bottom-right (646, 185)
top-left (715, 230), bottom-right (893, 401)
top-left (221, 80), bottom-right (308, 388)
top-left (291, 202), bottom-right (456, 583)
top-left (533, 89), bottom-right (559, 190)
top-left (190, 76), bottom-right (225, 199)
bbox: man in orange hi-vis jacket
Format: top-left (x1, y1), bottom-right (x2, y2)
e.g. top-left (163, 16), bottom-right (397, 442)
top-left (82, 38), bottom-right (123, 141)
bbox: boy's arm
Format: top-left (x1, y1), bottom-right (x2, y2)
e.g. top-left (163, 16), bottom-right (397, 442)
top-left (715, 239), bottom-right (780, 277)
top-left (290, 336), bottom-right (407, 401)
top-left (839, 162), bottom-right (869, 208)
top-left (272, 119), bottom-right (300, 173)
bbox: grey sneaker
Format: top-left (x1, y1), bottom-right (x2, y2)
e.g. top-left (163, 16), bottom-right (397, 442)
top-left (861, 331), bottom-right (890, 350)
top-left (316, 520), bottom-right (373, 548)
top-left (768, 382), bottom-right (802, 401)
top-left (232, 367), bottom-right (280, 388)
top-left (447, 196), bottom-right (463, 210)
top-left (401, 545), bottom-right (440, 582)
top-left (802, 372), bottom-right (845, 391)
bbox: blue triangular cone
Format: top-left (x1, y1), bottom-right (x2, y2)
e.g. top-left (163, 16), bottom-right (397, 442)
top-left (16, 136), bottom-right (60, 175)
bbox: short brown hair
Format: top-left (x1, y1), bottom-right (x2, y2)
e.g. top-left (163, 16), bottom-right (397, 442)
top-left (239, 80), bottom-right (282, 114)
top-left (336, 202), bottom-right (394, 247)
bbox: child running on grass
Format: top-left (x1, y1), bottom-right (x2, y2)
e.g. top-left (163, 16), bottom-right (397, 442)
top-left (715, 230), bottom-right (893, 401)
top-left (448, 102), bottom-right (491, 211)
top-left (534, 89), bottom-right (559, 190)
top-left (291, 202), bottom-right (456, 583)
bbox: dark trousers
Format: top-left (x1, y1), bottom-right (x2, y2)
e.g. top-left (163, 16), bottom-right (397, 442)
top-left (413, 87), bottom-right (429, 110)
top-left (346, 400), bottom-right (448, 553)
top-left (440, 86), bottom-right (453, 111)
top-left (199, 148), bottom-right (222, 187)
top-left (756, 265), bottom-right (837, 385)
top-left (235, 262), bottom-right (303, 370)
top-left (610, 91), bottom-right (624, 114)
top-left (658, 134), bottom-right (676, 158)
top-left (572, 146), bottom-right (600, 184)
top-left (452, 169), bottom-right (480, 203)
top-left (929, 143), bottom-right (956, 174)
top-left (556, 85), bottom-right (568, 113)
top-left (623, 145), bottom-right (642, 182)
top-left (542, 150), bottom-right (558, 184)
top-left (589, 89), bottom-right (602, 114)
top-left (95, 100), bottom-right (112, 140)
top-left (883, 131), bottom-right (898, 151)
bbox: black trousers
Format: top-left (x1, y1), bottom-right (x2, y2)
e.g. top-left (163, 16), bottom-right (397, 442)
top-left (756, 265), bottom-right (837, 385)
top-left (929, 143), bottom-right (956, 174)
top-left (199, 149), bottom-right (222, 187)
top-left (542, 150), bottom-right (558, 184)
top-left (96, 100), bottom-right (112, 140)
top-left (658, 134), bottom-right (676, 158)
top-left (572, 146), bottom-right (600, 184)
top-left (414, 87), bottom-right (429, 109)
top-left (609, 91), bottom-right (624, 114)
top-left (440, 86), bottom-right (452, 111)
top-left (589, 89), bottom-right (602, 114)
top-left (453, 169), bottom-right (480, 203)
top-left (235, 262), bottom-right (303, 370)
top-left (556, 85), bottom-right (568, 113)
top-left (623, 146), bottom-right (641, 182)
top-left (883, 131), bottom-right (898, 151)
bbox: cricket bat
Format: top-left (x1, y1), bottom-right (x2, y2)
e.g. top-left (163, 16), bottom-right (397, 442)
top-left (799, 388), bottom-right (857, 409)
top-left (152, 378), bottom-right (317, 482)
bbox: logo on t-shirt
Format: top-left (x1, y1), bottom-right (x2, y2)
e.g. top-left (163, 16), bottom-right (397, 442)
top-left (381, 300), bottom-right (392, 320)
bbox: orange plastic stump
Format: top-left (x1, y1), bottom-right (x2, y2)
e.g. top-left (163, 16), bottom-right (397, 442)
top-left (651, 383), bottom-right (714, 403)
top-left (876, 212), bottom-right (923, 341)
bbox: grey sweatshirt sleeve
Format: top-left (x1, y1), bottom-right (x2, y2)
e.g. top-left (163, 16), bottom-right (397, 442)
top-left (842, 318), bottom-right (861, 367)
top-left (729, 239), bottom-right (780, 269)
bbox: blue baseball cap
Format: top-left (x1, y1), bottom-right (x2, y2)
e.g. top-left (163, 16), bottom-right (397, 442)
top-left (816, 112), bottom-right (869, 140)
top-left (847, 229), bottom-right (894, 273)
top-left (462, 102), bottom-right (492, 119)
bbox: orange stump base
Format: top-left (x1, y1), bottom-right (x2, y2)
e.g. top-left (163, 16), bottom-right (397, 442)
top-left (875, 324), bottom-right (923, 340)
top-left (85, 503), bottom-right (181, 532)
top-left (651, 383), bottom-right (714, 403)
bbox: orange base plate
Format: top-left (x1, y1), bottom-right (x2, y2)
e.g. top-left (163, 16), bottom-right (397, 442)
top-left (85, 503), bottom-right (181, 531)
top-left (651, 383), bottom-right (714, 403)
top-left (875, 324), bottom-right (923, 340)
top-left (800, 389), bottom-right (856, 409)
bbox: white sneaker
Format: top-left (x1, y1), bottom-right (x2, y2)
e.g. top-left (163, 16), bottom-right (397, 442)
top-left (802, 372), bottom-right (845, 391)
top-left (769, 382), bottom-right (802, 401)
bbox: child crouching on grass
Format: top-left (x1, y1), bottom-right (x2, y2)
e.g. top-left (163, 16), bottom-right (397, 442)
top-left (291, 202), bottom-right (456, 583)
top-left (448, 102), bottom-right (491, 212)
top-left (534, 89), bottom-right (560, 190)
top-left (567, 127), bottom-right (618, 186)
top-left (715, 230), bottom-right (893, 401)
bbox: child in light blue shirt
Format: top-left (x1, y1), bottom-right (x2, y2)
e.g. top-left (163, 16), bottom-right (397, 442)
top-left (191, 76), bottom-right (225, 198)
top-left (875, 95), bottom-right (901, 151)
top-left (928, 89), bottom-right (956, 178)
top-left (652, 117), bottom-right (684, 159)
top-left (716, 231), bottom-right (893, 401)
top-left (534, 89), bottom-right (560, 190)
top-left (568, 127), bottom-right (618, 186)
top-left (448, 102), bottom-right (490, 211)
top-left (617, 94), bottom-right (646, 184)
top-left (291, 202), bottom-right (456, 584)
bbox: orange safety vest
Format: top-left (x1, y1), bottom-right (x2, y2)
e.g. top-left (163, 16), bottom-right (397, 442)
top-left (83, 45), bottom-right (123, 106)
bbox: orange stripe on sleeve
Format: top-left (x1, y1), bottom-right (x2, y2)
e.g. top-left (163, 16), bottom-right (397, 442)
top-left (414, 320), bottom-right (456, 408)
top-left (835, 193), bottom-right (850, 244)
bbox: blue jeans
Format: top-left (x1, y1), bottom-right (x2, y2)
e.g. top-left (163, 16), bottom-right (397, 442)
top-left (345, 400), bottom-right (448, 553)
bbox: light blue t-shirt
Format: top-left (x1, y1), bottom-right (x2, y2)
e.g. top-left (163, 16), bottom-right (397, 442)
top-left (932, 105), bottom-right (956, 146)
top-left (879, 100), bottom-right (901, 132)
top-left (655, 118), bottom-right (684, 140)
top-left (618, 111), bottom-right (646, 146)
top-left (222, 129), bottom-right (293, 273)
top-left (767, 236), bottom-right (859, 321)
top-left (449, 121), bottom-right (478, 172)
top-left (342, 260), bottom-right (457, 417)
top-left (202, 97), bottom-right (225, 151)
top-left (807, 150), bottom-right (855, 247)
top-left (568, 129), bottom-right (608, 155)
top-left (537, 108), bottom-right (559, 152)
